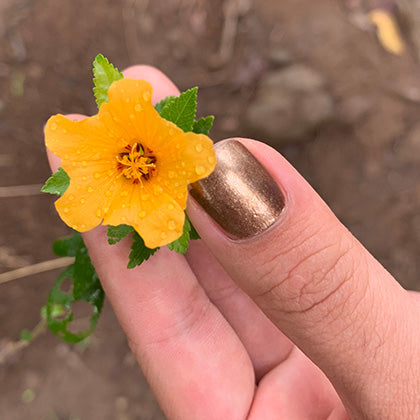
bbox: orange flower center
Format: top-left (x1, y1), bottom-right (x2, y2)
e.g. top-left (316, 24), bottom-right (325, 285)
top-left (116, 143), bottom-right (156, 184)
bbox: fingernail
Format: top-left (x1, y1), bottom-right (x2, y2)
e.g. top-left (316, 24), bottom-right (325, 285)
top-left (189, 139), bottom-right (285, 239)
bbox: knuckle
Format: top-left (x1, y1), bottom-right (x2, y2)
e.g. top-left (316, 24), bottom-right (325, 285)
top-left (254, 229), bottom-right (362, 320)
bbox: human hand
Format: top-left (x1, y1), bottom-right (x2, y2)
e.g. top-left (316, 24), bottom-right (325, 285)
top-left (46, 65), bottom-right (420, 420)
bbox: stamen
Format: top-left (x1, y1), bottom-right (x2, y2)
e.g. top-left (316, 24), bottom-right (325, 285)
top-left (116, 142), bottom-right (156, 184)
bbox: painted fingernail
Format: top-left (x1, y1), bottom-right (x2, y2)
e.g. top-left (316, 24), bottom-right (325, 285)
top-left (189, 139), bottom-right (285, 239)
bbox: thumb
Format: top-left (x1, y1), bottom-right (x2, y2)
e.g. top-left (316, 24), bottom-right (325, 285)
top-left (187, 138), bottom-right (420, 418)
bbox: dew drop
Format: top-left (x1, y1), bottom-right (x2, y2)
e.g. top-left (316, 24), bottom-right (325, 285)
top-left (76, 185), bottom-right (81, 190)
top-left (76, 150), bottom-right (81, 155)
top-left (72, 162), bottom-right (77, 167)
top-left (168, 171), bottom-right (175, 179)
top-left (68, 194), bottom-right (74, 201)
top-left (168, 220), bottom-right (176, 231)
top-left (129, 114), bottom-right (135, 120)
top-left (177, 192), bottom-right (184, 200)
top-left (104, 207), bottom-right (109, 214)
top-left (94, 172), bottom-right (101, 179)
top-left (195, 143), bottom-right (203, 152)
top-left (180, 161), bottom-right (186, 167)
top-left (125, 98), bottom-right (130, 103)
top-left (160, 232), bottom-right (167, 239)
top-left (122, 216), bottom-right (127, 222)
top-left (134, 103), bottom-right (142, 112)
top-left (82, 161), bottom-right (87, 167)
top-left (120, 190), bottom-right (128, 197)
top-left (82, 176), bottom-right (87, 181)
top-left (139, 210), bottom-right (146, 218)
top-left (64, 154), bottom-right (69, 160)
top-left (195, 166), bottom-right (205, 175)
top-left (63, 207), bottom-right (69, 213)
top-left (208, 156), bottom-right (216, 164)
top-left (96, 209), bottom-right (102, 217)
top-left (63, 129), bottom-right (67, 134)
top-left (50, 122), bottom-right (57, 131)
top-left (81, 224), bottom-right (86, 229)
top-left (80, 198), bottom-right (85, 204)
top-left (153, 185), bottom-right (163, 195)
top-left (167, 203), bottom-right (174, 210)
top-left (105, 190), bottom-right (112, 197)
top-left (142, 91), bottom-right (151, 101)
top-left (122, 203), bottom-right (126, 208)
top-left (141, 194), bottom-right (149, 201)
top-left (169, 129), bottom-right (174, 136)
top-left (87, 186), bottom-right (93, 193)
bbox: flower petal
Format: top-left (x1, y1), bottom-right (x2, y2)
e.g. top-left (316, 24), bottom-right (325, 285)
top-left (45, 114), bottom-right (124, 163)
top-left (156, 132), bottom-right (216, 205)
top-left (103, 183), bottom-right (185, 248)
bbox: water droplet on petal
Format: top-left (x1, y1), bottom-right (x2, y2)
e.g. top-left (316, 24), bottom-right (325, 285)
top-left (64, 154), bottom-right (69, 159)
top-left (177, 192), bottom-right (185, 200)
top-left (208, 156), bottom-right (216, 164)
top-left (122, 216), bottom-right (127, 222)
top-left (63, 207), bottom-right (69, 213)
top-left (96, 209), bottom-right (102, 217)
top-left (153, 185), bottom-right (163, 195)
top-left (80, 198), bottom-right (85, 204)
top-left (105, 190), bottom-right (111, 197)
top-left (160, 232), bottom-right (167, 239)
top-left (81, 224), bottom-right (86, 229)
top-left (195, 166), bottom-right (205, 175)
top-left (135, 103), bottom-right (142, 112)
top-left (72, 162), bottom-right (77, 167)
top-left (63, 129), bottom-right (67, 134)
top-left (195, 143), bottom-right (203, 152)
top-left (125, 98), bottom-right (130, 103)
top-left (76, 185), bottom-right (81, 190)
top-left (129, 114), bottom-right (135, 120)
top-left (139, 210), bottom-right (146, 218)
top-left (168, 220), bottom-right (176, 230)
top-left (141, 194), bottom-right (149, 201)
top-left (167, 203), bottom-right (174, 210)
top-left (68, 194), bottom-right (74, 201)
top-left (142, 91), bottom-right (151, 101)
top-left (168, 171), bottom-right (175, 179)
top-left (87, 186), bottom-right (93, 193)
top-left (82, 176), bottom-right (87, 181)
top-left (50, 122), bottom-right (57, 130)
top-left (82, 161), bottom-right (87, 167)
top-left (94, 172), bottom-right (101, 179)
top-left (169, 129), bottom-right (174, 136)
top-left (76, 150), bottom-right (81, 155)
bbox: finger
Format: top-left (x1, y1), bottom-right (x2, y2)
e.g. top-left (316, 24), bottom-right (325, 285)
top-left (45, 69), bottom-right (255, 419)
top-left (186, 240), bottom-right (294, 379)
top-left (187, 138), bottom-right (420, 418)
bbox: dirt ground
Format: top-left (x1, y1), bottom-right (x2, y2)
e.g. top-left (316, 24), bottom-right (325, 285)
top-left (1, 0), bottom-right (420, 419)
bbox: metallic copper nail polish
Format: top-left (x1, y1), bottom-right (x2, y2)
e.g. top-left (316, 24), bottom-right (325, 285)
top-left (189, 139), bottom-right (285, 239)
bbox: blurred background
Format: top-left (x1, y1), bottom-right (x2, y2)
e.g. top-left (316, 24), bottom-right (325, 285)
top-left (1, 0), bottom-right (420, 418)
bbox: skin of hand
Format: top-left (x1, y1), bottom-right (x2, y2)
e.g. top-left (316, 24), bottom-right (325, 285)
top-left (46, 65), bottom-right (420, 420)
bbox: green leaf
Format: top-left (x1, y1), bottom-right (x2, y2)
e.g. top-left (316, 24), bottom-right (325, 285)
top-left (189, 218), bottom-right (200, 240)
top-left (192, 115), bottom-right (214, 135)
top-left (46, 264), bottom-right (104, 344)
top-left (154, 95), bottom-right (176, 114)
top-left (73, 245), bottom-right (98, 300)
top-left (160, 87), bottom-right (198, 132)
top-left (168, 215), bottom-right (191, 254)
top-left (168, 214), bottom-right (200, 253)
top-left (52, 231), bottom-right (83, 257)
top-left (127, 232), bottom-right (158, 269)
top-left (41, 167), bottom-right (70, 196)
top-left (93, 54), bottom-right (123, 108)
top-left (107, 224), bottom-right (134, 245)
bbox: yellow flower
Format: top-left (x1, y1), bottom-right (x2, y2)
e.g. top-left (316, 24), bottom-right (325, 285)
top-left (45, 78), bottom-right (216, 248)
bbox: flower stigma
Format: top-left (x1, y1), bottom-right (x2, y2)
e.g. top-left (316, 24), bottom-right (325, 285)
top-left (116, 142), bottom-right (156, 185)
